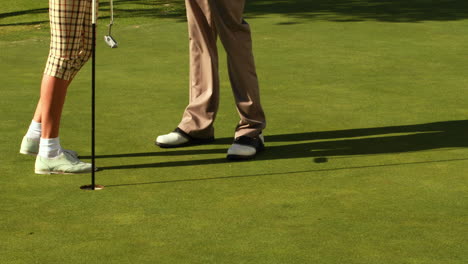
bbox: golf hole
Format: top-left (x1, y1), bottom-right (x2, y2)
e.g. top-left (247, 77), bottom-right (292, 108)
top-left (80, 184), bottom-right (105, 190)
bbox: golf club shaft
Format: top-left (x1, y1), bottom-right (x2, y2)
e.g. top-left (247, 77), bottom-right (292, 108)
top-left (110, 0), bottom-right (114, 25)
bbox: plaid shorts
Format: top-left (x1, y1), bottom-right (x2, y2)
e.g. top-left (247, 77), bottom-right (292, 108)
top-left (44, 0), bottom-right (98, 81)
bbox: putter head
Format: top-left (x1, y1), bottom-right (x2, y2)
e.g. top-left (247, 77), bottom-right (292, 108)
top-left (104, 35), bottom-right (118, 48)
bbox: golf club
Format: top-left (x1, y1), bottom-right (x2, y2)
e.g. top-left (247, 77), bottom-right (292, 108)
top-left (104, 0), bottom-right (118, 48)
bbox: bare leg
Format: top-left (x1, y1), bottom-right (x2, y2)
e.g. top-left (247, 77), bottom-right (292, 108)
top-left (32, 98), bottom-right (42, 123)
top-left (38, 75), bottom-right (70, 139)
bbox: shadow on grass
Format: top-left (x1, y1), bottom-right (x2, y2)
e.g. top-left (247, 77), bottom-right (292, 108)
top-left (96, 120), bottom-right (468, 172)
top-left (0, 7), bottom-right (49, 27)
top-left (104, 157), bottom-right (468, 188)
top-left (2, 0), bottom-right (468, 27)
top-left (0, 0), bottom-right (186, 27)
top-left (245, 0), bottom-right (468, 22)
top-left (0, 7), bottom-right (48, 20)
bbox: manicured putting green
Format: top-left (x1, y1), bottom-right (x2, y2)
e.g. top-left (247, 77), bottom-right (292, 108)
top-left (1, 1), bottom-right (467, 263)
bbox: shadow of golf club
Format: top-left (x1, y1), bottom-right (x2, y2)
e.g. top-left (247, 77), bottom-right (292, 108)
top-left (81, 148), bottom-right (226, 159)
top-left (104, 156), bottom-right (468, 188)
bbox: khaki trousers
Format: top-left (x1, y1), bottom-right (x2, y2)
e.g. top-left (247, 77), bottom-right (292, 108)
top-left (178, 0), bottom-right (266, 139)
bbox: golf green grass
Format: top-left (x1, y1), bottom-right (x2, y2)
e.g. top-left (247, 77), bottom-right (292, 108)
top-left (1, 0), bottom-right (467, 263)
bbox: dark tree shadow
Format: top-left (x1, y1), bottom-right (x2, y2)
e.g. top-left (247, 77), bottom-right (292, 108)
top-left (0, 7), bottom-right (48, 20)
top-left (0, 7), bottom-right (49, 27)
top-left (96, 120), bottom-right (468, 171)
top-left (0, 0), bottom-right (186, 27)
top-left (2, 0), bottom-right (468, 27)
top-left (245, 0), bottom-right (468, 22)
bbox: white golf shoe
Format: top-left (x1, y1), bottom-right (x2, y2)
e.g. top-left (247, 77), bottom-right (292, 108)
top-left (156, 128), bottom-right (215, 148)
top-left (20, 136), bottom-right (78, 158)
top-left (35, 151), bottom-right (93, 175)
